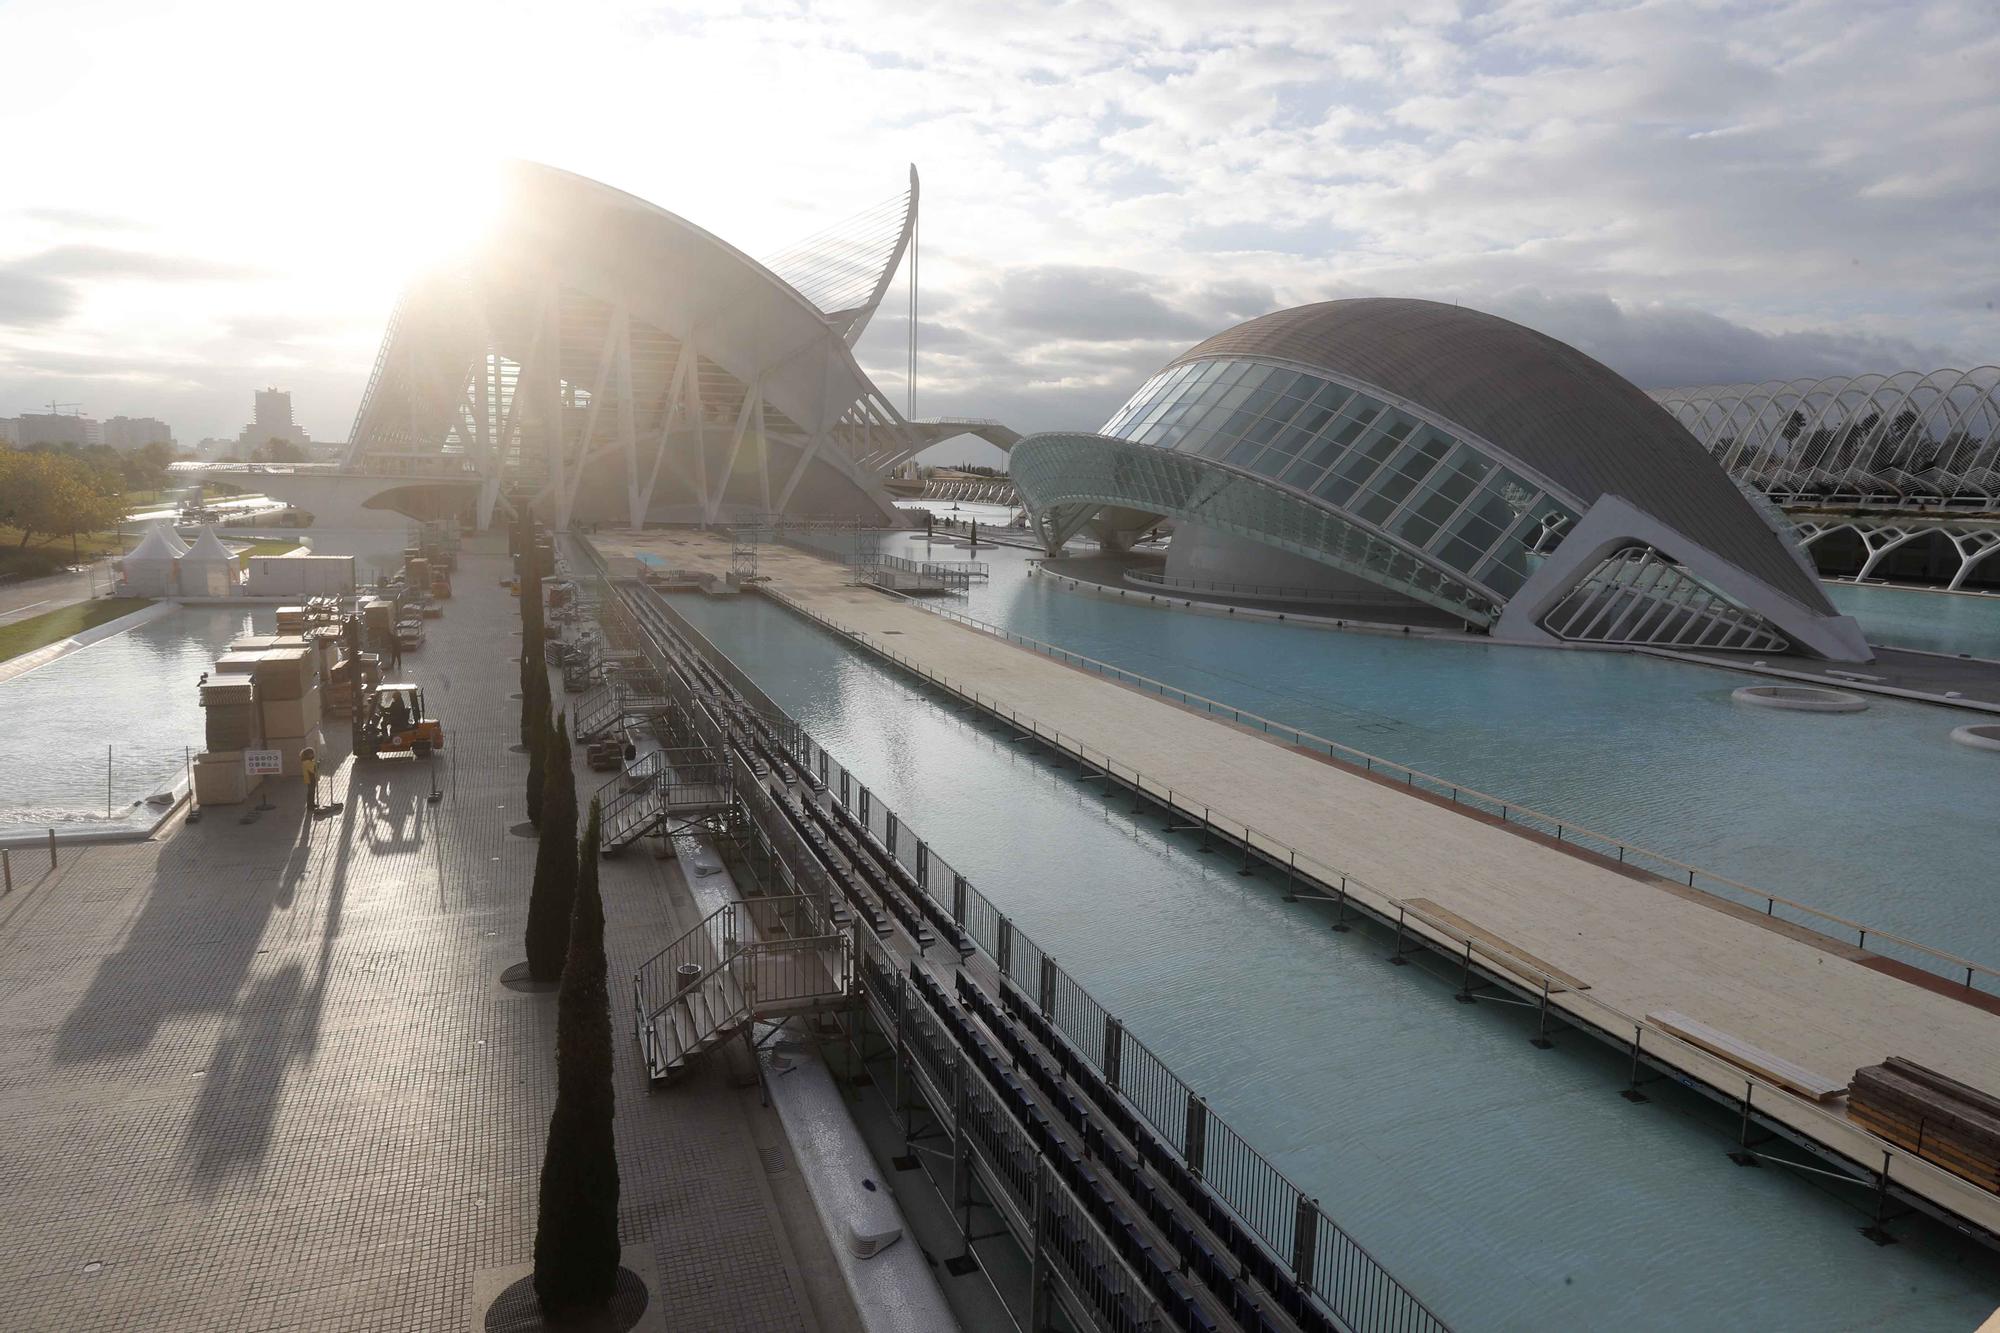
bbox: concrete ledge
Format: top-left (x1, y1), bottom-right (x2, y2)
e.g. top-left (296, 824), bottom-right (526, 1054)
top-left (1951, 724), bottom-right (2000, 753)
top-left (759, 1043), bottom-right (956, 1333)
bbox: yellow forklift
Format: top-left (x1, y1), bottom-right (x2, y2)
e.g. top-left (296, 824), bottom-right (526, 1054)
top-left (354, 682), bottom-right (444, 758)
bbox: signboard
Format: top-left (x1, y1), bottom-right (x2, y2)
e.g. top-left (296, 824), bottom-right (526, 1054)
top-left (244, 749), bottom-right (283, 776)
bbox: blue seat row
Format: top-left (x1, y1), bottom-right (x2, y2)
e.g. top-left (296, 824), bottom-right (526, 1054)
top-left (944, 970), bottom-right (1220, 1333)
top-left (992, 980), bottom-right (1338, 1333)
top-left (825, 798), bottom-right (973, 953)
top-left (906, 967), bottom-right (1211, 1333)
top-left (798, 796), bottom-right (935, 946)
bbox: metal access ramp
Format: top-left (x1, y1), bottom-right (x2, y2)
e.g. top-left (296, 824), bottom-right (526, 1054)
top-left (634, 895), bottom-right (853, 1083)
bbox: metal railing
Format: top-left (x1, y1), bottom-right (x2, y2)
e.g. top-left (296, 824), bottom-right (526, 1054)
top-left (622, 592), bottom-right (1447, 1332)
top-left (1123, 567), bottom-right (1414, 606)
top-left (761, 588), bottom-right (2000, 1243)
top-left (885, 947), bottom-right (1176, 1333)
top-left (862, 594), bottom-right (1999, 997)
top-left (633, 894), bottom-right (848, 1080)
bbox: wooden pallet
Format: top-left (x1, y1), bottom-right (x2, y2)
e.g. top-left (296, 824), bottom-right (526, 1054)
top-left (1646, 1009), bottom-right (1847, 1101)
top-left (1402, 897), bottom-right (1589, 993)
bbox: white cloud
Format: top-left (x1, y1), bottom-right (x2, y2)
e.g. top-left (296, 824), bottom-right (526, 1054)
top-left (0, 0), bottom-right (1993, 444)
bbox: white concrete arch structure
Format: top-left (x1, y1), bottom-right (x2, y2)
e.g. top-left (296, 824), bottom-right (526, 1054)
top-left (1653, 368), bottom-right (2000, 506)
top-left (341, 162), bottom-right (942, 532)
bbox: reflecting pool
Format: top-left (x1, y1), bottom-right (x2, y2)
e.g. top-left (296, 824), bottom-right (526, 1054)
top-left (0, 605), bottom-right (266, 839)
top-left (1825, 581), bottom-right (2000, 659)
top-left (872, 534), bottom-right (2000, 966)
top-left (668, 590), bottom-right (2000, 1333)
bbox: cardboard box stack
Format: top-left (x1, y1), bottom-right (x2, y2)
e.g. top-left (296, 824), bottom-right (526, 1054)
top-left (196, 678), bottom-right (261, 806)
top-left (254, 645), bottom-right (322, 776)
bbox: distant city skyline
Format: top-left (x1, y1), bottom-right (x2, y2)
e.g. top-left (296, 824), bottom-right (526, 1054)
top-left (0, 0), bottom-right (1993, 455)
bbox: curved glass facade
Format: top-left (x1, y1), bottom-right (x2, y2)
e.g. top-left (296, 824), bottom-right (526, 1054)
top-left (1098, 357), bottom-right (1577, 600)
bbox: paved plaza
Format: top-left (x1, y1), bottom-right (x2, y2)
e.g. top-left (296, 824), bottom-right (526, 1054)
top-left (0, 539), bottom-right (856, 1331)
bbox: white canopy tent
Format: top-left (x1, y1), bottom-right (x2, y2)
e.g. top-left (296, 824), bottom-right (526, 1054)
top-left (119, 523), bottom-right (183, 595)
top-left (176, 526), bottom-right (238, 596)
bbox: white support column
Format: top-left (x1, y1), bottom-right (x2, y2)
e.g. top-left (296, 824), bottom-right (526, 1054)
top-left (616, 309), bottom-right (639, 527)
top-left (562, 306), bottom-right (625, 523)
top-left (757, 395), bottom-right (772, 516)
top-left (1947, 530), bottom-right (2000, 591)
top-left (637, 342), bottom-right (694, 525)
top-left (775, 354), bottom-right (834, 514)
top-left (688, 344), bottom-right (708, 523)
top-left (708, 381), bottom-right (760, 525)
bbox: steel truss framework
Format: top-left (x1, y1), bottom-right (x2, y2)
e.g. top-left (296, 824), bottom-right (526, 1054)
top-left (343, 163), bottom-right (931, 530)
top-left (1653, 369), bottom-right (2000, 507)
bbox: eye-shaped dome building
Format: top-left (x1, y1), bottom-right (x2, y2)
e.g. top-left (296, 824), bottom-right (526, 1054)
top-left (1011, 298), bottom-right (1871, 661)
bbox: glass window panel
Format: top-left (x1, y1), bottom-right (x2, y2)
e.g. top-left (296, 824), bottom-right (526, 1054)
top-left (1393, 510), bottom-right (1440, 546)
top-left (1377, 411), bottom-right (1417, 444)
top-left (1331, 425), bottom-right (1400, 489)
top-left (1327, 406), bottom-right (1380, 450)
top-left (1234, 363), bottom-right (1273, 391)
top-left (1212, 380), bottom-right (1257, 415)
top-left (1277, 456), bottom-right (1327, 490)
top-left (1225, 439), bottom-right (1264, 468)
top-left (1409, 487), bottom-right (1469, 529)
top-left (1354, 468), bottom-right (1419, 524)
top-left (1250, 449), bottom-right (1293, 479)
top-left (1259, 369), bottom-right (1303, 401)
top-left (1443, 510), bottom-right (1507, 552)
top-left (1243, 415), bottom-right (1290, 448)
top-left (1288, 405), bottom-right (1336, 441)
top-left (1239, 386), bottom-right (1282, 419)
top-left (1192, 429), bottom-right (1238, 460)
top-left (1308, 381), bottom-right (1353, 414)
top-left (1436, 534), bottom-right (1488, 573)
top-left (1313, 467), bottom-right (1362, 507)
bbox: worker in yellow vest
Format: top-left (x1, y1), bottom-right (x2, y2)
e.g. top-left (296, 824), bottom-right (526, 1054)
top-left (301, 747), bottom-right (320, 814)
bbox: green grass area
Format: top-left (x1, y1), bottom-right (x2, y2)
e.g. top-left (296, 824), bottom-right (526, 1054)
top-left (0, 597), bottom-right (154, 664)
top-left (233, 538), bottom-right (305, 566)
top-left (0, 526), bottom-right (128, 580)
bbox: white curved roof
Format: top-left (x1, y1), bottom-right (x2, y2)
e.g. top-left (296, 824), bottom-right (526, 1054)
top-left (126, 523), bottom-right (183, 563)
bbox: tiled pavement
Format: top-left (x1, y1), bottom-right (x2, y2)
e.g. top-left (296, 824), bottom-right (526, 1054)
top-left (0, 538), bottom-right (849, 1332)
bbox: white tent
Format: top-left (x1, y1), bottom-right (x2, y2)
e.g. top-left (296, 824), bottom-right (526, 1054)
top-left (176, 526), bottom-right (237, 597)
top-left (120, 523), bottom-right (182, 596)
top-left (159, 523), bottom-right (191, 557)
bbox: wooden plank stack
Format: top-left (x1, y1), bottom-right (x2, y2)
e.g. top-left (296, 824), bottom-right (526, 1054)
top-left (1849, 1057), bottom-right (2000, 1194)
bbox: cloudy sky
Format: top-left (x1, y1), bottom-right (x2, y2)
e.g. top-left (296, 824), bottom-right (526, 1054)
top-left (0, 0), bottom-right (1993, 460)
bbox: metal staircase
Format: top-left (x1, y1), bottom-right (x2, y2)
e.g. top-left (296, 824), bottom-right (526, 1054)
top-left (573, 681), bottom-right (623, 741)
top-left (598, 751), bottom-right (733, 853)
top-left (633, 895), bottom-right (853, 1083)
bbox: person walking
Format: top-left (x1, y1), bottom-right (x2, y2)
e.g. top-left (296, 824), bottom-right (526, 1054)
top-left (389, 634), bottom-right (403, 674)
top-left (301, 746), bottom-right (320, 814)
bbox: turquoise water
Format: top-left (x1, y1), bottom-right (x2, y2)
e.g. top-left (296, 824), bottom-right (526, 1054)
top-left (1825, 581), bottom-right (2000, 659)
top-left (0, 606), bottom-right (265, 839)
top-left (669, 591), bottom-right (2000, 1333)
top-left (880, 534), bottom-right (2000, 968)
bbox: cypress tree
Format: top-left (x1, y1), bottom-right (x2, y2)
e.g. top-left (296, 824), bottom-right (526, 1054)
top-left (533, 796), bottom-right (620, 1313)
top-left (524, 711), bottom-right (577, 982)
top-left (519, 547), bottom-right (544, 747)
top-left (524, 675), bottom-right (549, 826)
